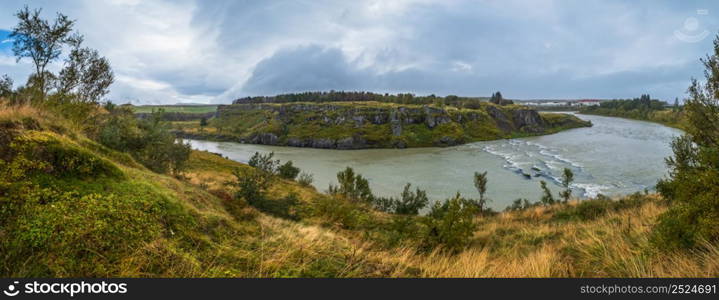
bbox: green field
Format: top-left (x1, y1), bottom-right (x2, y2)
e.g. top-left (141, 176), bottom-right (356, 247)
top-left (132, 105), bottom-right (218, 114)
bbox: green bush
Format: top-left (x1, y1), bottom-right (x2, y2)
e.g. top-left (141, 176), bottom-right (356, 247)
top-left (93, 107), bottom-right (191, 175)
top-left (553, 193), bottom-right (648, 222)
top-left (277, 160), bottom-right (300, 180)
top-left (421, 193), bottom-right (477, 253)
top-left (311, 195), bottom-right (373, 230)
top-left (248, 151), bottom-right (279, 174)
top-left (328, 167), bottom-right (374, 203)
top-left (297, 172), bottom-right (314, 187)
top-left (373, 183), bottom-right (428, 215)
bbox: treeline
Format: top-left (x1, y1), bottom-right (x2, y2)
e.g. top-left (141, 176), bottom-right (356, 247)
top-left (233, 91), bottom-right (514, 108)
top-left (580, 94), bottom-right (685, 129)
top-left (583, 94), bottom-right (667, 112)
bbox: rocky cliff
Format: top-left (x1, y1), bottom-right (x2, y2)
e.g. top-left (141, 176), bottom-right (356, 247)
top-left (178, 102), bottom-right (591, 149)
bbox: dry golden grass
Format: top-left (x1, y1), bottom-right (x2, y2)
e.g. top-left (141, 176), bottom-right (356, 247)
top-left (354, 199), bottom-right (718, 278)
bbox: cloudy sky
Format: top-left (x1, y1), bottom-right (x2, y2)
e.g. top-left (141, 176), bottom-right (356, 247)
top-left (1, 0), bottom-right (718, 104)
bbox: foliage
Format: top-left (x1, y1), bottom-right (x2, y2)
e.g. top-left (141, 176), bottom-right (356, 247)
top-left (421, 193), bottom-right (478, 253)
top-left (297, 172), bottom-right (314, 187)
top-left (311, 195), bottom-right (374, 230)
top-left (488, 91), bottom-right (513, 105)
top-left (505, 198), bottom-right (534, 212)
top-left (328, 167), bottom-right (374, 203)
top-left (559, 168), bottom-right (574, 203)
top-left (93, 107), bottom-right (191, 175)
top-left (56, 34), bottom-right (114, 103)
top-left (248, 151), bottom-right (280, 174)
top-left (0, 75), bottom-right (13, 98)
top-left (472, 171), bottom-right (489, 210)
top-left (553, 193), bottom-right (649, 221)
top-left (652, 34), bottom-right (719, 249)
top-left (10, 5), bottom-right (74, 96)
top-left (277, 160), bottom-right (300, 180)
top-left (539, 180), bottom-right (555, 205)
top-left (373, 183), bottom-right (429, 215)
top-left (229, 167), bottom-right (302, 219)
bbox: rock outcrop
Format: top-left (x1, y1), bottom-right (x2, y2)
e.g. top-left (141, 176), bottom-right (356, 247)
top-left (194, 103), bottom-right (591, 149)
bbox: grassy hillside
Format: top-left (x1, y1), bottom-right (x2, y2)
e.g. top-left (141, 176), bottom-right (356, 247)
top-left (1, 102), bottom-right (716, 277)
top-left (174, 101), bottom-right (591, 149)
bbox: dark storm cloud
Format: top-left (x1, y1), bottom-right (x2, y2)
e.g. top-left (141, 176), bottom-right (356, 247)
top-left (1, 0), bottom-right (719, 103)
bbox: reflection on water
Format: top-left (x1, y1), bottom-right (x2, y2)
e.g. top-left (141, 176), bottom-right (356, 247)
top-left (188, 113), bottom-right (682, 210)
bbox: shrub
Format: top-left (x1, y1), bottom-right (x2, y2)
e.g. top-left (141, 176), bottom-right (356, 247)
top-left (297, 172), bottom-right (314, 187)
top-left (232, 169), bottom-right (270, 205)
top-left (539, 180), bottom-right (555, 205)
top-left (93, 108), bottom-right (191, 175)
top-left (311, 195), bottom-right (373, 230)
top-left (505, 198), bottom-right (533, 212)
top-left (248, 151), bottom-right (279, 174)
top-left (328, 167), bottom-right (374, 203)
top-left (553, 193), bottom-right (649, 221)
top-left (277, 160), bottom-right (300, 180)
top-left (421, 193), bottom-right (477, 253)
top-left (373, 183), bottom-right (428, 215)
top-left (250, 192), bottom-right (300, 221)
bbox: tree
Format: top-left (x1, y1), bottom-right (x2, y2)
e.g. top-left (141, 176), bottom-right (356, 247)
top-left (539, 180), bottom-right (555, 205)
top-left (673, 97), bottom-right (680, 112)
top-left (168, 138), bottom-right (192, 177)
top-left (11, 6), bottom-right (74, 96)
top-left (56, 34), bottom-right (114, 103)
top-left (490, 91), bottom-right (503, 104)
top-left (559, 168), bottom-right (574, 203)
top-left (0, 75), bottom-right (13, 98)
top-left (472, 171), bottom-right (489, 211)
top-left (199, 117), bottom-right (208, 132)
top-left (329, 167), bottom-right (374, 203)
top-left (653, 33), bottom-right (719, 249)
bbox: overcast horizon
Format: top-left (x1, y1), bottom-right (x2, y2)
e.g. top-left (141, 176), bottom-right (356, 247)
top-left (1, 0), bottom-right (718, 105)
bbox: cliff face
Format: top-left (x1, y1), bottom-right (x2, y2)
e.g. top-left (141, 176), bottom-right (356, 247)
top-left (190, 102), bottom-right (590, 149)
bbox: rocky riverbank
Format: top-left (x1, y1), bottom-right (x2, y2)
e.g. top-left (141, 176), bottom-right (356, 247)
top-left (174, 102), bottom-right (591, 149)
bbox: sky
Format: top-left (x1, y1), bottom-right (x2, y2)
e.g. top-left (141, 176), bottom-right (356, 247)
top-left (1, 0), bottom-right (718, 105)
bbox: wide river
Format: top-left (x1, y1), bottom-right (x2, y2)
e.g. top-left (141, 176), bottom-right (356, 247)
top-left (188, 113), bottom-right (682, 210)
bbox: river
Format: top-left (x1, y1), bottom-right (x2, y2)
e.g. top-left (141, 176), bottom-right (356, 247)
top-left (187, 113), bottom-right (682, 211)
